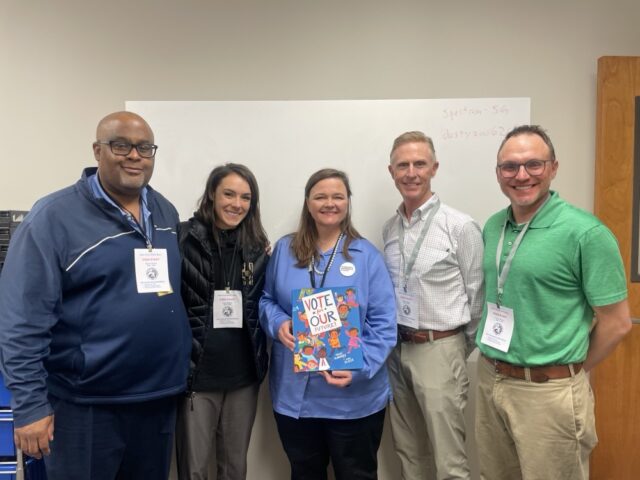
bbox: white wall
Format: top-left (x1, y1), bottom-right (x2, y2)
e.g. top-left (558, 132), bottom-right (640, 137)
top-left (2, 0), bottom-right (640, 213)
top-left (126, 98), bottom-right (530, 243)
top-left (1, 1), bottom-right (639, 479)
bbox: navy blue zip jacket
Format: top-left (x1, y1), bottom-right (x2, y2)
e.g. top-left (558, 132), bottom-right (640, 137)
top-left (0, 168), bottom-right (191, 427)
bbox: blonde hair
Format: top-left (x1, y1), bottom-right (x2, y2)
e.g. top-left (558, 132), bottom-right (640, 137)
top-left (390, 131), bottom-right (436, 162)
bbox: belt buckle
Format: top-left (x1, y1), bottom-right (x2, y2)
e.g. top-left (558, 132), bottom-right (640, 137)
top-left (537, 371), bottom-right (550, 383)
top-left (400, 329), bottom-right (419, 343)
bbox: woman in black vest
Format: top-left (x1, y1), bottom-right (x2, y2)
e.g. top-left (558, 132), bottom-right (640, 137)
top-left (176, 163), bottom-right (269, 480)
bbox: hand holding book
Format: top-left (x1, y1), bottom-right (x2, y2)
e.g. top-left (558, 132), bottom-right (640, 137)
top-left (319, 370), bottom-right (352, 388)
top-left (278, 319), bottom-right (295, 351)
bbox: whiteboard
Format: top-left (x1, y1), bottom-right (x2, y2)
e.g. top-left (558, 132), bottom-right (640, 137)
top-left (126, 99), bottom-right (530, 247)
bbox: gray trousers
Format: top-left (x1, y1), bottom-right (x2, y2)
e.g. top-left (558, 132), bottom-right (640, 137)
top-left (176, 383), bottom-right (260, 480)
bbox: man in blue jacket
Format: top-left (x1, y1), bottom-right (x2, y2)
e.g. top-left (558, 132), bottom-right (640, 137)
top-left (0, 111), bottom-right (191, 480)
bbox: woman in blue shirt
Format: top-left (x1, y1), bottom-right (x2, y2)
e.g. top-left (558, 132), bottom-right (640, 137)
top-left (259, 168), bottom-right (396, 480)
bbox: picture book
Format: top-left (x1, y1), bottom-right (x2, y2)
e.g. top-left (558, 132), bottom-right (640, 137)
top-left (291, 286), bottom-right (363, 372)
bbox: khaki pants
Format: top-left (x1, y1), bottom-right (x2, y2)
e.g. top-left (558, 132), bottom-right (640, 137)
top-left (176, 383), bottom-right (260, 480)
top-left (387, 332), bottom-right (470, 480)
top-left (475, 356), bottom-right (597, 480)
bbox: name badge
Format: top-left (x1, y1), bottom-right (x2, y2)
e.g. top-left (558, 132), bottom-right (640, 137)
top-left (213, 290), bottom-right (243, 328)
top-left (134, 249), bottom-right (172, 294)
top-left (480, 302), bottom-right (514, 352)
top-left (396, 289), bottom-right (419, 329)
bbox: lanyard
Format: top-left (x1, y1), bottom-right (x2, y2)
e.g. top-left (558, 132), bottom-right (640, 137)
top-left (308, 232), bottom-right (343, 289)
top-left (95, 173), bottom-right (153, 249)
top-left (125, 206), bottom-right (152, 250)
top-left (398, 198), bottom-right (440, 292)
top-left (104, 192), bottom-right (152, 250)
top-left (495, 195), bottom-right (551, 306)
top-left (216, 235), bottom-right (239, 292)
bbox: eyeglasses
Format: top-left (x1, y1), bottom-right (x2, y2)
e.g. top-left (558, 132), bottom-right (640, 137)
top-left (96, 141), bottom-right (158, 158)
top-left (496, 159), bottom-right (552, 178)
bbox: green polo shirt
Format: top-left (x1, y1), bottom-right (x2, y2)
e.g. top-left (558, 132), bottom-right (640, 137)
top-left (477, 191), bottom-right (627, 366)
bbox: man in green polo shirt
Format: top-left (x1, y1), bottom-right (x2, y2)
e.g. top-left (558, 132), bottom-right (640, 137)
top-left (475, 124), bottom-right (631, 480)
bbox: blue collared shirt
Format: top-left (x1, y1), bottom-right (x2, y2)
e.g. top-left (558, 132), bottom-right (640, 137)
top-left (89, 172), bottom-right (153, 244)
top-left (259, 235), bottom-right (397, 419)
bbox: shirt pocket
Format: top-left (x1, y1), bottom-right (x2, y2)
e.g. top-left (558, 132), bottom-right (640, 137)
top-left (415, 247), bottom-right (453, 277)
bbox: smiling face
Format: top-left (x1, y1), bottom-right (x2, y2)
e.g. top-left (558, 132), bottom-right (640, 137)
top-left (213, 173), bottom-right (252, 230)
top-left (389, 141), bottom-right (439, 217)
top-left (497, 133), bottom-right (558, 223)
top-left (93, 112), bottom-right (155, 206)
top-left (306, 177), bottom-right (349, 234)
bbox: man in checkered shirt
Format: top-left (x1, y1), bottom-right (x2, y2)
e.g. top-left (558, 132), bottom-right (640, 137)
top-left (383, 131), bottom-right (484, 480)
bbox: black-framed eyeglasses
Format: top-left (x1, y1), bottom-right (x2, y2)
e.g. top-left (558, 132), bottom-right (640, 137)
top-left (96, 141), bottom-right (158, 158)
top-left (496, 159), bottom-right (552, 178)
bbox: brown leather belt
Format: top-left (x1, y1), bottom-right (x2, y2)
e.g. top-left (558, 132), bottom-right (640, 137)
top-left (482, 354), bottom-right (583, 383)
top-left (399, 327), bottom-right (462, 344)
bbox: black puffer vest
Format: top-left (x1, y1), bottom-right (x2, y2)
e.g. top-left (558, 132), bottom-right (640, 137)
top-left (178, 217), bottom-right (269, 390)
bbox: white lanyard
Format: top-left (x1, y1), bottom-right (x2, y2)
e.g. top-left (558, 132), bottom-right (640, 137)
top-left (495, 195), bottom-right (551, 306)
top-left (398, 198), bottom-right (440, 292)
top-left (495, 220), bottom-right (529, 306)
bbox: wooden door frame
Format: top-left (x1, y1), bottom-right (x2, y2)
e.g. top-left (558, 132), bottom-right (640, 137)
top-left (592, 55), bottom-right (640, 480)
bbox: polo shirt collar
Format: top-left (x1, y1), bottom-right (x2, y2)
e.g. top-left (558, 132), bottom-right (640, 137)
top-left (506, 190), bottom-right (561, 229)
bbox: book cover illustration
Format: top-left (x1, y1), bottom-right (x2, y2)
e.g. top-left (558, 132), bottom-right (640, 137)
top-left (291, 286), bottom-right (363, 372)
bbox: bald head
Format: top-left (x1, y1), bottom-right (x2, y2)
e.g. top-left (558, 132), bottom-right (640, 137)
top-left (92, 111), bottom-right (156, 207)
top-left (96, 111), bottom-right (154, 143)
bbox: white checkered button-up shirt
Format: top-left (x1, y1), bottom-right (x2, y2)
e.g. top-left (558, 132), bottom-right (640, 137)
top-left (382, 194), bottom-right (485, 345)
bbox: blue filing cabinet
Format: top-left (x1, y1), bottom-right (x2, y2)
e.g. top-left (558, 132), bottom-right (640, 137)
top-left (2, 210), bottom-right (45, 480)
top-left (0, 462), bottom-right (17, 480)
top-left (0, 375), bottom-right (47, 480)
top-left (0, 410), bottom-right (16, 457)
top-left (0, 400), bottom-right (17, 480)
top-left (1, 374), bottom-right (17, 480)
